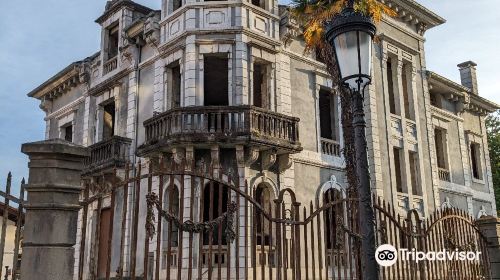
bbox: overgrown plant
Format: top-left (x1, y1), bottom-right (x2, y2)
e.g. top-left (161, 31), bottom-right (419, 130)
top-left (486, 110), bottom-right (500, 215)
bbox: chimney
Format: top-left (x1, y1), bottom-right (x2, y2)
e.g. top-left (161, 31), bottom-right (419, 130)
top-left (457, 61), bottom-right (478, 95)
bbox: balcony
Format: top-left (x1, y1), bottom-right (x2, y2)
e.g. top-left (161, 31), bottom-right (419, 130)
top-left (83, 136), bottom-right (132, 175)
top-left (137, 106), bottom-right (301, 155)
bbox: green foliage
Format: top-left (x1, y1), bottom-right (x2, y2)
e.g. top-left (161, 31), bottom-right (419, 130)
top-left (486, 110), bottom-right (500, 215)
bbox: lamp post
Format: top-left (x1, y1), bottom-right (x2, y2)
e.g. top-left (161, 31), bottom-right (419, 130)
top-left (325, 0), bottom-right (379, 279)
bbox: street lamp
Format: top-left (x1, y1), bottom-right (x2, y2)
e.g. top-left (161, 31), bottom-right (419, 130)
top-left (325, 1), bottom-right (379, 279)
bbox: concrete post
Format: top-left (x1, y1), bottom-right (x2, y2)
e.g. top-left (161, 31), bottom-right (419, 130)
top-left (477, 216), bottom-right (500, 279)
top-left (20, 139), bottom-right (88, 280)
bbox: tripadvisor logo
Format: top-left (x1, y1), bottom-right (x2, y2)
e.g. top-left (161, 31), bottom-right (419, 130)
top-left (375, 244), bottom-right (398, 267)
top-left (375, 244), bottom-right (482, 267)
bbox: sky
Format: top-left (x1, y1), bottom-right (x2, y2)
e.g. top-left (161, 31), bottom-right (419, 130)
top-left (0, 0), bottom-right (498, 194)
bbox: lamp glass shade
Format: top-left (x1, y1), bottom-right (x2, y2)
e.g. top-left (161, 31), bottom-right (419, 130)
top-left (333, 30), bottom-right (372, 90)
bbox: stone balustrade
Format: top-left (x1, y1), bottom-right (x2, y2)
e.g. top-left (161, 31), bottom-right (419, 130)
top-left (83, 136), bottom-right (132, 174)
top-left (139, 105), bottom-right (301, 155)
top-left (320, 138), bottom-right (341, 157)
top-left (103, 56), bottom-right (118, 75)
top-left (438, 167), bottom-right (451, 182)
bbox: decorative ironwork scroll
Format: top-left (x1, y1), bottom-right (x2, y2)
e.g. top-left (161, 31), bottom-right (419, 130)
top-left (145, 192), bottom-right (237, 242)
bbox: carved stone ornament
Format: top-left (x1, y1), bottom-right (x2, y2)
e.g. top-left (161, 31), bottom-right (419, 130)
top-left (246, 146), bottom-right (260, 166)
top-left (144, 14), bottom-right (161, 47)
top-left (261, 149), bottom-right (277, 170)
top-left (172, 148), bottom-right (185, 164)
top-left (440, 197), bottom-right (452, 209)
top-left (78, 61), bottom-right (91, 85)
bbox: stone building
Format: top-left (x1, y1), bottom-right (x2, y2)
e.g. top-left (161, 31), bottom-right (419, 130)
top-left (0, 203), bottom-right (22, 280)
top-left (26, 0), bottom-right (499, 278)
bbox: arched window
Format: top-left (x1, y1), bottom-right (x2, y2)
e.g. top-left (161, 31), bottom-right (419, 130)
top-left (323, 188), bottom-right (343, 250)
top-left (202, 182), bottom-right (229, 245)
top-left (162, 184), bottom-right (180, 268)
top-left (254, 183), bottom-right (273, 246)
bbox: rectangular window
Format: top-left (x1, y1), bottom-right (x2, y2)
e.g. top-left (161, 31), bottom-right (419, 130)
top-left (166, 63), bottom-right (181, 109)
top-left (470, 143), bottom-right (483, 180)
top-left (434, 128), bottom-right (448, 169)
top-left (401, 63), bottom-right (414, 120)
top-left (64, 125), bottom-right (73, 142)
top-left (173, 0), bottom-right (182, 11)
top-left (393, 147), bottom-right (403, 193)
top-left (107, 25), bottom-right (119, 59)
top-left (387, 59), bottom-right (397, 115)
top-left (315, 48), bottom-right (325, 63)
top-left (409, 151), bottom-right (421, 195)
top-left (251, 0), bottom-right (265, 9)
top-left (97, 208), bottom-right (111, 278)
top-left (102, 102), bottom-right (115, 140)
top-left (253, 62), bottom-right (270, 109)
top-left (319, 89), bottom-right (337, 140)
top-left (204, 55), bottom-right (228, 106)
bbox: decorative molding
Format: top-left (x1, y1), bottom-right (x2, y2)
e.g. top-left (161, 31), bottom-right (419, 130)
top-left (44, 96), bottom-right (86, 121)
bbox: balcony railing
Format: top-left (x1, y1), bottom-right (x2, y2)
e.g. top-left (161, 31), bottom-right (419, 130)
top-left (438, 168), bottom-right (451, 182)
top-left (83, 136), bottom-right (132, 174)
top-left (139, 106), bottom-right (301, 155)
top-left (103, 56), bottom-right (118, 75)
top-left (320, 138), bottom-right (341, 157)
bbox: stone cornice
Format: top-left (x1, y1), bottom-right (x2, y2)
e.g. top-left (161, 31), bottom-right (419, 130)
top-left (28, 65), bottom-right (80, 100)
top-left (28, 52), bottom-right (99, 100)
top-left (427, 71), bottom-right (469, 93)
top-left (381, 0), bottom-right (445, 31)
top-left (428, 70), bottom-right (499, 115)
top-left (431, 106), bottom-right (464, 123)
top-left (95, 0), bottom-right (154, 24)
top-left (157, 27), bottom-right (282, 55)
top-left (468, 94), bottom-right (500, 115)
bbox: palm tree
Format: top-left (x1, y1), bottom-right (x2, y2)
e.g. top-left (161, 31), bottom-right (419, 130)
top-left (290, 0), bottom-right (395, 53)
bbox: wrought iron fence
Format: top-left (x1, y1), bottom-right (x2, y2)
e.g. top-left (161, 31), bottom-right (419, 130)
top-left (77, 157), bottom-right (492, 280)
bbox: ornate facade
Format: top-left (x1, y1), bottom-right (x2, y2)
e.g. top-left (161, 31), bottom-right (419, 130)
top-left (27, 0), bottom-right (499, 278)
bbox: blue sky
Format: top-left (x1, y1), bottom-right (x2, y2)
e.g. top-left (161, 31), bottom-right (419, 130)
top-left (0, 0), bottom-right (498, 194)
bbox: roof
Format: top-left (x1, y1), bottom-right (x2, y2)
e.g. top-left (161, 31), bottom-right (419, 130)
top-left (27, 52), bottom-right (99, 99)
top-left (427, 71), bottom-right (470, 93)
top-left (386, 0), bottom-right (446, 29)
top-left (95, 0), bottom-right (154, 24)
top-left (427, 70), bottom-right (500, 113)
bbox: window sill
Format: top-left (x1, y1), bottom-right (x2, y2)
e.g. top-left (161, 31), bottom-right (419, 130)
top-left (472, 178), bottom-right (485, 185)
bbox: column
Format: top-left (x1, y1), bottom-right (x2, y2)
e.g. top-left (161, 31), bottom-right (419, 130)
top-left (20, 139), bottom-right (88, 280)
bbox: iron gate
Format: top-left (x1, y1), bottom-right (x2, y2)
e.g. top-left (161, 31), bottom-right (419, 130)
top-left (79, 157), bottom-right (492, 280)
